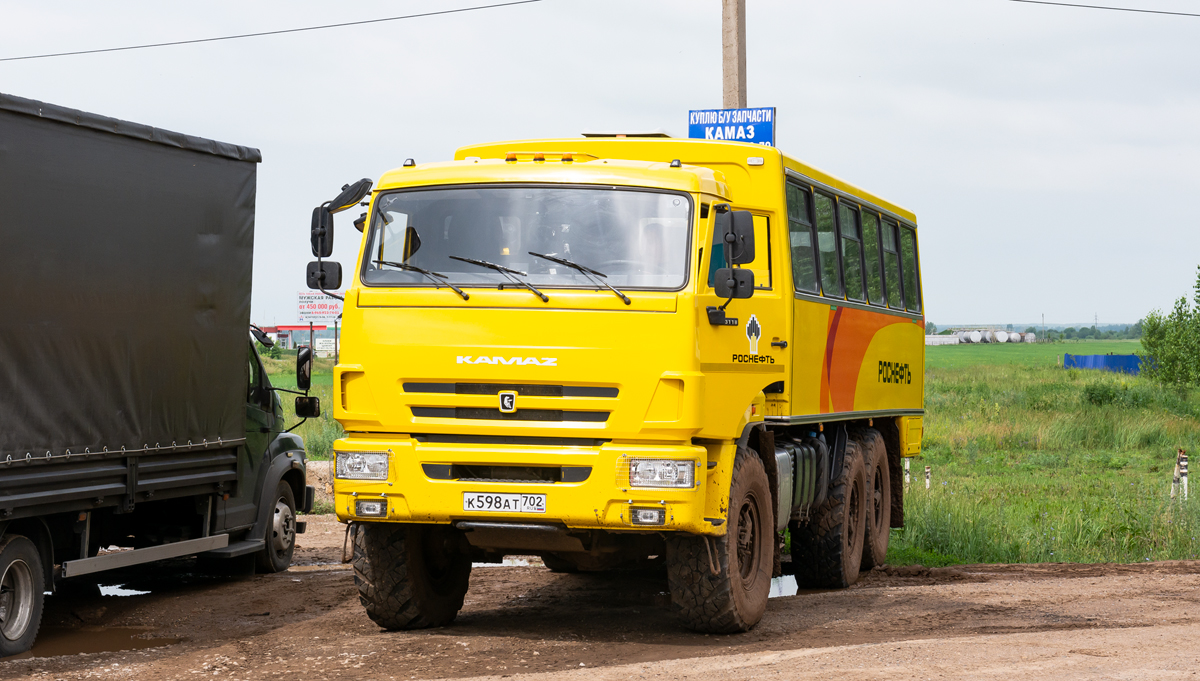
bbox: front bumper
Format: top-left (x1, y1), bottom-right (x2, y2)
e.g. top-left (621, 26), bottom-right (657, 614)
top-left (332, 435), bottom-right (725, 535)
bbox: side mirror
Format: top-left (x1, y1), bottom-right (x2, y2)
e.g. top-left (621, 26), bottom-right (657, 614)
top-left (714, 267), bottom-right (754, 299)
top-left (403, 226), bottom-right (422, 261)
top-left (715, 207), bottom-right (756, 265)
top-left (328, 178), bottom-right (373, 214)
top-left (295, 396), bottom-right (321, 418)
top-left (307, 261), bottom-right (342, 290)
top-left (297, 346), bottom-right (314, 392)
top-left (311, 206), bottom-right (334, 257)
top-left (250, 325), bottom-right (274, 348)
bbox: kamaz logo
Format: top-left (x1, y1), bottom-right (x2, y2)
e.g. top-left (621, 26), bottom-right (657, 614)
top-left (456, 356), bottom-right (558, 366)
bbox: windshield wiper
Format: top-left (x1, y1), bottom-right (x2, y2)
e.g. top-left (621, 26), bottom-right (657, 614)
top-left (528, 251), bottom-right (630, 305)
top-left (375, 259), bottom-right (469, 300)
top-left (448, 255), bottom-right (549, 302)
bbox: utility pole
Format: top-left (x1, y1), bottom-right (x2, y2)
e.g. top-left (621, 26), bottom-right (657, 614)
top-left (722, 0), bottom-right (747, 108)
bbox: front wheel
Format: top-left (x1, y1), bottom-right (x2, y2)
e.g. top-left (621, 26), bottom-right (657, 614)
top-left (0, 535), bottom-right (45, 657)
top-left (666, 448), bottom-right (773, 633)
top-left (256, 481), bottom-right (297, 573)
top-left (352, 523), bottom-right (472, 630)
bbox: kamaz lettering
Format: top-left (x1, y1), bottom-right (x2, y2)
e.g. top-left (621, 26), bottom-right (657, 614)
top-left (456, 356), bottom-right (557, 366)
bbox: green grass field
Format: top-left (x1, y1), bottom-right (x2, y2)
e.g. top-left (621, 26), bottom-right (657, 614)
top-left (262, 357), bottom-right (341, 459)
top-left (889, 340), bottom-right (1200, 566)
top-left (926, 339), bottom-right (1143, 369)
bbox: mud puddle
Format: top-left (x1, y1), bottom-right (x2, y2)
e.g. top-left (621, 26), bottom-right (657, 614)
top-left (12, 626), bottom-right (179, 659)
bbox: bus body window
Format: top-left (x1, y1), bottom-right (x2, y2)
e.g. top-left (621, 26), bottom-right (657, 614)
top-left (786, 184), bottom-right (818, 293)
top-left (882, 220), bottom-right (903, 309)
top-left (838, 204), bottom-right (864, 302)
top-left (861, 211), bottom-right (884, 306)
top-left (813, 193), bottom-right (841, 298)
top-left (901, 226), bottom-right (921, 312)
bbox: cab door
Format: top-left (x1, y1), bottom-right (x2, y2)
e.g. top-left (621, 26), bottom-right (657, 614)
top-left (696, 208), bottom-right (789, 438)
top-left (219, 343), bottom-right (270, 530)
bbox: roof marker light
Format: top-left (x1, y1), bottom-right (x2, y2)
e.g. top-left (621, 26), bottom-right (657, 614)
top-left (505, 153), bottom-right (518, 163)
top-left (562, 153), bottom-right (573, 163)
top-left (533, 153), bottom-right (545, 163)
top-left (402, 158), bottom-right (415, 167)
top-left (669, 159), bottom-right (682, 168)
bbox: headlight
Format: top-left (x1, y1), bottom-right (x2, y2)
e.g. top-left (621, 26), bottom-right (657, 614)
top-left (336, 451), bottom-right (389, 480)
top-left (628, 459), bottom-right (695, 488)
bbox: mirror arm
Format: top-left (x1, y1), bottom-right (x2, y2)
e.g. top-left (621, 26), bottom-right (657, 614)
top-left (284, 418), bottom-right (308, 434)
top-left (268, 386), bottom-right (306, 395)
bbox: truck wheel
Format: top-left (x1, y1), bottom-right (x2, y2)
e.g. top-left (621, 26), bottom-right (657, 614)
top-left (0, 535), bottom-right (45, 657)
top-left (790, 438), bottom-right (867, 588)
top-left (352, 523), bottom-right (471, 630)
top-left (256, 481), bottom-right (297, 573)
top-left (665, 448), bottom-right (772, 633)
top-left (858, 429), bottom-right (891, 570)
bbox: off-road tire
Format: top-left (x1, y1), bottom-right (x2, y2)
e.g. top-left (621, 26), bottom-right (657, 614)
top-left (790, 439), bottom-right (867, 588)
top-left (665, 448), bottom-right (772, 633)
top-left (256, 481), bottom-right (297, 573)
top-left (858, 429), bottom-right (891, 570)
top-left (352, 523), bottom-right (471, 630)
top-left (0, 534), bottom-right (45, 657)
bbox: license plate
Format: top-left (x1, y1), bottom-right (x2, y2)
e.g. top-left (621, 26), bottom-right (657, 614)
top-left (462, 492), bottom-right (546, 514)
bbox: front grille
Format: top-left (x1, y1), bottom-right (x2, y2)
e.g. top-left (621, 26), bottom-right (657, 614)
top-left (422, 463), bottom-right (592, 483)
top-left (411, 407), bottom-right (609, 423)
top-left (404, 382), bottom-right (618, 398)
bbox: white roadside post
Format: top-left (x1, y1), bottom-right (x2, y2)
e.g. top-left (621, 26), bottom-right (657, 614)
top-left (1182, 450), bottom-right (1189, 501)
top-left (925, 465), bottom-right (931, 490)
top-left (904, 458), bottom-right (911, 486)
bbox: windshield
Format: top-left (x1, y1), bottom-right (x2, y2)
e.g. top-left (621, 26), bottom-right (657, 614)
top-left (361, 185), bottom-right (692, 290)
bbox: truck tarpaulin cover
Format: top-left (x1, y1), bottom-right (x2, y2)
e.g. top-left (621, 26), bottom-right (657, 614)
top-left (0, 92), bottom-right (260, 459)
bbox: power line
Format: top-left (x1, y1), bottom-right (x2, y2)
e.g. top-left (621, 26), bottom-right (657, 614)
top-left (0, 0), bottom-right (545, 63)
top-left (1008, 0), bottom-right (1200, 18)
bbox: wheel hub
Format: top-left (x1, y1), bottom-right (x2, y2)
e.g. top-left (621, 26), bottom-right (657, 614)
top-left (0, 558), bottom-right (34, 641)
top-left (736, 496), bottom-right (759, 582)
top-left (271, 498), bottom-right (296, 555)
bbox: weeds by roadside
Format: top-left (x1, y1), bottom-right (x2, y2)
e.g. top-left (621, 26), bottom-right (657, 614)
top-left (890, 360), bottom-right (1200, 566)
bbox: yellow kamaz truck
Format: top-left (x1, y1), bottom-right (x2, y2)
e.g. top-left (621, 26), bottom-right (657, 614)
top-left (303, 135), bottom-right (924, 633)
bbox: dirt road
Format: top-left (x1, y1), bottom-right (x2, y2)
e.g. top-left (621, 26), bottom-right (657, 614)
top-left (4, 515), bottom-right (1198, 680)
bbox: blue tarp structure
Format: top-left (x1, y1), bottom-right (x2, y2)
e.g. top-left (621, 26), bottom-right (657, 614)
top-left (1063, 354), bottom-right (1142, 375)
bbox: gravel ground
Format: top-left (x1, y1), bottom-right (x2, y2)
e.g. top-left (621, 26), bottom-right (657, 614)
top-left (3, 514), bottom-right (1198, 680)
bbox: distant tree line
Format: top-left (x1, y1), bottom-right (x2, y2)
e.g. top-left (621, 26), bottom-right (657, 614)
top-left (1140, 266), bottom-right (1200, 389)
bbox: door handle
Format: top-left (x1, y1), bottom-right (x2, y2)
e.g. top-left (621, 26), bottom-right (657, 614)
top-left (771, 340), bottom-right (788, 349)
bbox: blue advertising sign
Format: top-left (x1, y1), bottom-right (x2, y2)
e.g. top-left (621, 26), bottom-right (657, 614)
top-left (688, 107), bottom-right (775, 146)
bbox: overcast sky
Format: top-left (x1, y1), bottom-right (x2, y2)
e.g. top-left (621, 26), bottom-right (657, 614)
top-left (3, 0), bottom-right (1197, 327)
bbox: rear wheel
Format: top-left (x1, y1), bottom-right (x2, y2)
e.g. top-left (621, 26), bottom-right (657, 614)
top-left (352, 523), bottom-right (471, 630)
top-left (256, 481), bottom-right (297, 573)
top-left (666, 447), bottom-right (772, 633)
top-left (0, 535), bottom-right (44, 657)
top-left (858, 429), bottom-right (891, 570)
top-left (790, 439), bottom-right (867, 588)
